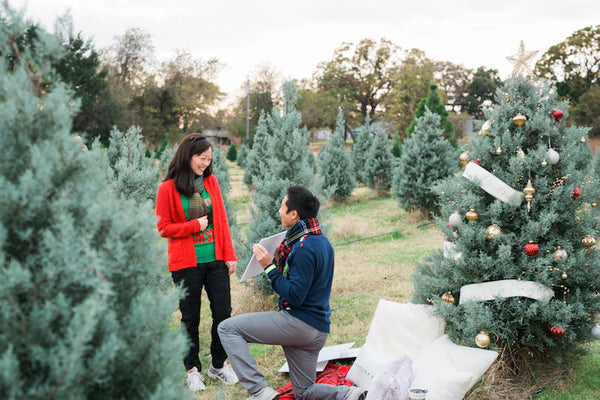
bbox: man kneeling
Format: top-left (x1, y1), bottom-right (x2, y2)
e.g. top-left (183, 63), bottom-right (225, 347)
top-left (218, 185), bottom-right (366, 400)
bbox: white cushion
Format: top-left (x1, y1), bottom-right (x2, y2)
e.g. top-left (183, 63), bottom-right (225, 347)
top-left (347, 300), bottom-right (446, 389)
top-left (411, 335), bottom-right (498, 400)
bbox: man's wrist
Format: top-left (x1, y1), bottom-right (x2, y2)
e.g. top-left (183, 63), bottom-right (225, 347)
top-left (264, 263), bottom-right (276, 274)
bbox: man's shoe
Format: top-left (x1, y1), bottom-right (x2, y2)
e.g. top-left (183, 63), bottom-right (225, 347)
top-left (247, 386), bottom-right (280, 400)
top-left (187, 366), bottom-right (206, 391)
top-left (208, 361), bottom-right (239, 385)
top-left (345, 386), bottom-right (367, 400)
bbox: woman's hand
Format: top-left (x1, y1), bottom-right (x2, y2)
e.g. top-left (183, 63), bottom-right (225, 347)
top-left (225, 261), bottom-right (237, 276)
top-left (252, 244), bottom-right (272, 268)
top-left (197, 215), bottom-right (209, 231)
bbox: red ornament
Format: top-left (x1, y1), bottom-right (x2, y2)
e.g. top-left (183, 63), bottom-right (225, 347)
top-left (471, 160), bottom-right (481, 166)
top-left (572, 187), bottom-right (580, 199)
top-left (552, 109), bottom-right (563, 122)
top-left (447, 222), bottom-right (451, 228)
top-left (524, 241), bottom-right (539, 256)
top-left (551, 325), bottom-right (565, 339)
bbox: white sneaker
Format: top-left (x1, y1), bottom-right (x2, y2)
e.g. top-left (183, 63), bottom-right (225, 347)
top-left (187, 366), bottom-right (206, 391)
top-left (208, 361), bottom-right (239, 385)
top-left (247, 386), bottom-right (280, 400)
top-left (345, 386), bottom-right (367, 400)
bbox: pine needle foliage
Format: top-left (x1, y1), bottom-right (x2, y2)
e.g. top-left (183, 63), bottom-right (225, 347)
top-left (0, 8), bottom-right (191, 400)
top-left (392, 107), bottom-right (459, 217)
top-left (412, 75), bottom-right (600, 356)
top-left (238, 82), bottom-right (317, 292)
top-left (317, 111), bottom-right (356, 202)
top-left (350, 114), bottom-right (373, 184)
top-left (365, 128), bottom-right (394, 196)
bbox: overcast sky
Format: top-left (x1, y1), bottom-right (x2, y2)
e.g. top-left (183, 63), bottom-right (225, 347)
top-left (10, 0), bottom-right (600, 105)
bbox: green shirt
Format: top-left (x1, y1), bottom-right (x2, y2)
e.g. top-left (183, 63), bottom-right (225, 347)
top-left (180, 188), bottom-right (216, 263)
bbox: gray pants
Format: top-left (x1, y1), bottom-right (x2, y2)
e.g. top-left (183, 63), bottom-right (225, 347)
top-left (218, 310), bottom-right (353, 400)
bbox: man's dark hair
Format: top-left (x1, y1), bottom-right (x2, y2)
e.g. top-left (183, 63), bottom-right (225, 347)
top-left (165, 134), bottom-right (213, 197)
top-left (285, 185), bottom-right (319, 220)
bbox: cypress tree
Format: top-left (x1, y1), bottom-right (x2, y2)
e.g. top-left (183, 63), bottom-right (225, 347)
top-left (407, 84), bottom-right (457, 147)
top-left (102, 126), bottom-right (160, 204)
top-left (236, 142), bottom-right (248, 168)
top-left (0, 8), bottom-right (190, 399)
top-left (317, 111), bottom-right (356, 202)
top-left (226, 143), bottom-right (237, 162)
top-left (365, 128), bottom-right (394, 196)
top-left (238, 82), bottom-right (316, 292)
top-left (392, 107), bottom-right (459, 217)
top-left (351, 115), bottom-right (373, 184)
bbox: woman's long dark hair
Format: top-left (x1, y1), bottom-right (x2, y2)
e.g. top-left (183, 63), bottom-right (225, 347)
top-left (165, 134), bottom-right (213, 197)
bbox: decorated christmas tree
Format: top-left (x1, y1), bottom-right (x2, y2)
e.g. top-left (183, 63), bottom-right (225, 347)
top-left (412, 50), bottom-right (600, 356)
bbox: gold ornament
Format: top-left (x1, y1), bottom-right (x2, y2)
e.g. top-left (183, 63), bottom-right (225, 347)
top-left (480, 120), bottom-right (491, 136)
top-left (513, 113), bottom-right (527, 127)
top-left (582, 235), bottom-right (596, 248)
top-left (523, 179), bottom-right (535, 212)
top-left (486, 224), bottom-right (502, 240)
top-left (561, 272), bottom-right (568, 280)
top-left (593, 203), bottom-right (598, 208)
top-left (496, 147), bottom-right (502, 154)
top-left (553, 247), bottom-right (568, 262)
top-left (441, 292), bottom-right (455, 305)
top-left (459, 152), bottom-right (469, 165)
top-left (541, 159), bottom-right (547, 167)
top-left (506, 40), bottom-right (539, 76)
top-left (581, 136), bottom-right (587, 143)
top-left (465, 209), bottom-right (479, 221)
top-left (475, 331), bottom-right (491, 348)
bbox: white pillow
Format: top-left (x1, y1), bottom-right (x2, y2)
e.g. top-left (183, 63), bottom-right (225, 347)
top-left (347, 300), bottom-right (446, 389)
top-left (411, 335), bottom-right (498, 400)
top-left (411, 350), bottom-right (473, 400)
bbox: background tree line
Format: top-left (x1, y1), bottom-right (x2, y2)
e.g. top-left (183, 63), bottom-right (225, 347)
top-left (19, 12), bottom-right (600, 148)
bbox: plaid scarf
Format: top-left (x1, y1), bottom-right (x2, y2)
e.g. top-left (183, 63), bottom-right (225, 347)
top-left (188, 176), bottom-right (209, 220)
top-left (275, 218), bottom-right (322, 274)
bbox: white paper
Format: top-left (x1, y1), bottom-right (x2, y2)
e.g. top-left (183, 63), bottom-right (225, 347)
top-left (240, 231), bottom-right (287, 282)
top-left (459, 279), bottom-right (554, 304)
top-left (278, 342), bottom-right (356, 373)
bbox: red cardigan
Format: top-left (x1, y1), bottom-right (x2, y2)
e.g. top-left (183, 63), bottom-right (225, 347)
top-left (156, 176), bottom-right (237, 272)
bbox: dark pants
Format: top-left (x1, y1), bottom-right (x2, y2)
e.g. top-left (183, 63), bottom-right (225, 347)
top-left (171, 260), bottom-right (231, 372)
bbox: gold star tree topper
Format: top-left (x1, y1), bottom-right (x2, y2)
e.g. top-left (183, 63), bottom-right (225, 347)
top-left (506, 40), bottom-right (539, 76)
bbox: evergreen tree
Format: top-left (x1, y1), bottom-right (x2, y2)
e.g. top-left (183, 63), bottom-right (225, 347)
top-left (392, 108), bottom-right (459, 217)
top-left (238, 82), bottom-right (316, 292)
top-left (317, 111), bottom-right (356, 202)
top-left (407, 84), bottom-right (457, 147)
top-left (102, 125), bottom-right (160, 204)
top-left (0, 8), bottom-right (190, 399)
top-left (365, 128), bottom-right (394, 197)
top-left (391, 133), bottom-right (402, 158)
top-left (226, 143), bottom-right (237, 162)
top-left (412, 75), bottom-right (600, 357)
top-left (350, 114), bottom-right (373, 184)
top-left (236, 142), bottom-right (249, 167)
top-left (211, 145), bottom-right (237, 228)
top-left (242, 112), bottom-right (271, 188)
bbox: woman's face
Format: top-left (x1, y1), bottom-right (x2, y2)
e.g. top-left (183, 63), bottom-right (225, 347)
top-left (189, 147), bottom-right (212, 176)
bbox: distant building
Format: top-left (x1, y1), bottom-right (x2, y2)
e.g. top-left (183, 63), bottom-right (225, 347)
top-left (199, 129), bottom-right (233, 146)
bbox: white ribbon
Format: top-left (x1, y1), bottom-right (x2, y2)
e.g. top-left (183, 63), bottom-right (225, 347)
top-left (463, 162), bottom-right (523, 206)
top-left (459, 279), bottom-right (554, 304)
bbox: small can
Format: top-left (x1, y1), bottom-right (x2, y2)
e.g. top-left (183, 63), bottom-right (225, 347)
top-left (408, 388), bottom-right (428, 400)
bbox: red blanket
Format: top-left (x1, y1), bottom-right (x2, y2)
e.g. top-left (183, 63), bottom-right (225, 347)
top-left (276, 363), bottom-right (354, 399)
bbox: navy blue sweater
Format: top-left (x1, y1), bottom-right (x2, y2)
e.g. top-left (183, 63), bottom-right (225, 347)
top-left (266, 234), bottom-right (334, 333)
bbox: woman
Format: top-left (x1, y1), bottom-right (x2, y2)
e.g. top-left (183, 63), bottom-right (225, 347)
top-left (156, 134), bottom-right (238, 391)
